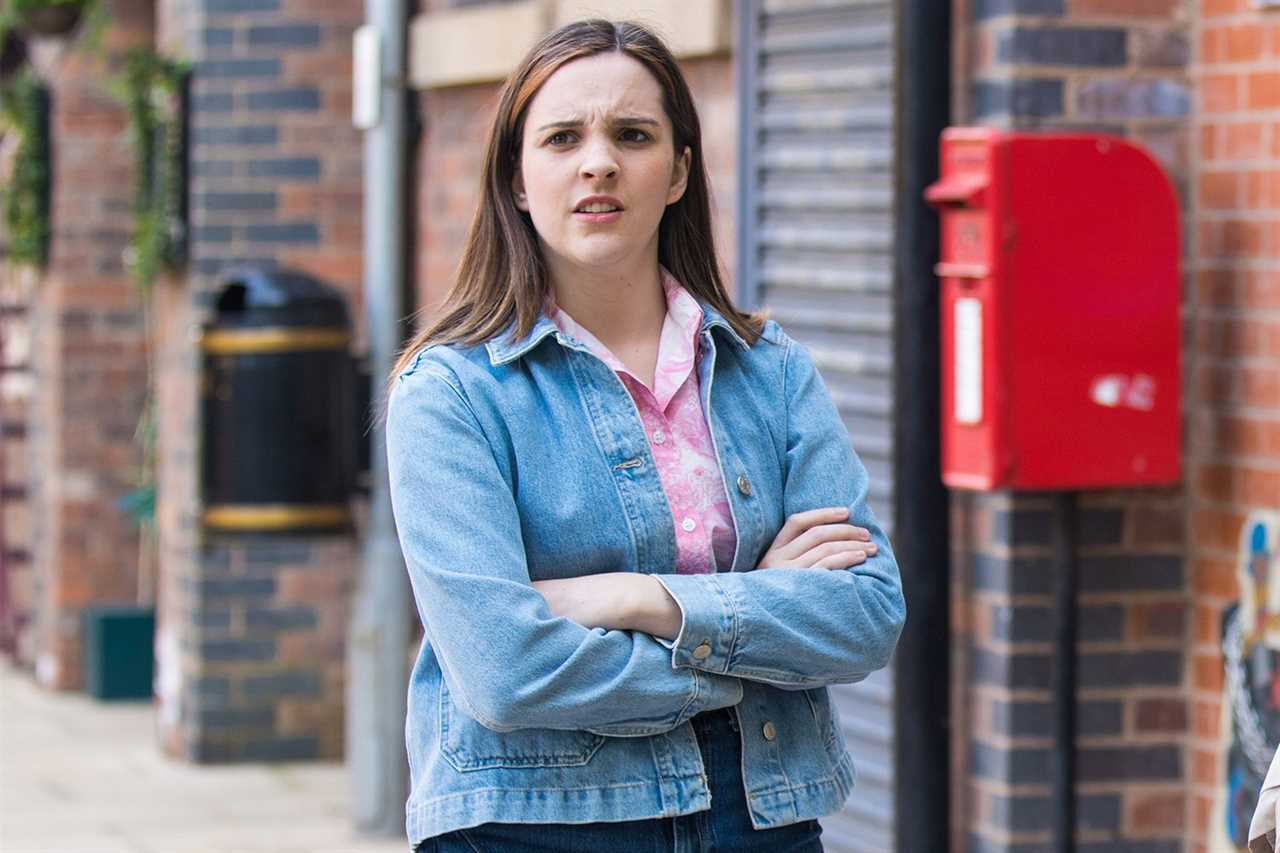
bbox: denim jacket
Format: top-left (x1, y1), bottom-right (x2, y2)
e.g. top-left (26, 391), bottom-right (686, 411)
top-left (386, 298), bottom-right (906, 847)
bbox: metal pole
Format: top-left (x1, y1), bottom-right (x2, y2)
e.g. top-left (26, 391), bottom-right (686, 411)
top-left (348, 0), bottom-right (411, 836)
top-left (893, 0), bottom-right (951, 850)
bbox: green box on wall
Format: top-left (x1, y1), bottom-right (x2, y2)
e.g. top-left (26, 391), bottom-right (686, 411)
top-left (81, 605), bottom-right (155, 700)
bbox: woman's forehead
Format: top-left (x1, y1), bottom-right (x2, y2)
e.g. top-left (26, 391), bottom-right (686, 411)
top-left (527, 52), bottom-right (665, 123)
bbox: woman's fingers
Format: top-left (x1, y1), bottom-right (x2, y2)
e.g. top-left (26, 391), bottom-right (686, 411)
top-left (778, 522), bottom-right (871, 562)
top-left (813, 550), bottom-right (870, 570)
top-left (760, 539), bottom-right (876, 570)
top-left (793, 538), bottom-right (875, 568)
top-left (773, 506), bottom-right (850, 548)
top-left (755, 506), bottom-right (875, 570)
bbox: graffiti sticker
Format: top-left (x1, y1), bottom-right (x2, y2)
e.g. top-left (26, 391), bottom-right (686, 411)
top-left (1218, 512), bottom-right (1280, 851)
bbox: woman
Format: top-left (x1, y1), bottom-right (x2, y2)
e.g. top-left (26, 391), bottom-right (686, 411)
top-left (386, 19), bottom-right (905, 853)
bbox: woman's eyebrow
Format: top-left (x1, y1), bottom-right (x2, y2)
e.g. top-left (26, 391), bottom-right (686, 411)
top-left (535, 116), bottom-right (585, 132)
top-left (534, 115), bottom-right (662, 132)
top-left (611, 116), bottom-right (661, 127)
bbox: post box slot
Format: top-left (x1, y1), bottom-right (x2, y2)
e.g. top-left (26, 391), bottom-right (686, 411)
top-left (924, 173), bottom-right (988, 207)
top-left (934, 262), bottom-right (989, 279)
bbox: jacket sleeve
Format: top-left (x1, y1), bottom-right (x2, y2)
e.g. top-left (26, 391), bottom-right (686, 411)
top-left (386, 356), bottom-right (744, 736)
top-left (647, 335), bottom-right (906, 690)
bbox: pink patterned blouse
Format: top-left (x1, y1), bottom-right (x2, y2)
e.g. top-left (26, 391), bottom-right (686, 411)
top-left (546, 270), bottom-right (738, 574)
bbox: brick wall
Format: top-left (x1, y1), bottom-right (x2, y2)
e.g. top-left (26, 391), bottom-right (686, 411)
top-left (25, 0), bottom-right (155, 690)
top-left (954, 2), bottom-right (1192, 851)
top-left (152, 0), bottom-right (365, 762)
top-left (952, 491), bottom-right (1188, 852)
top-left (187, 0), bottom-right (365, 345)
top-left (1188, 1), bottom-right (1280, 850)
top-left (414, 55), bottom-right (737, 316)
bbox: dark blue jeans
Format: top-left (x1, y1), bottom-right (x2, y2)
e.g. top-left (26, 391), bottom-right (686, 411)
top-left (415, 706), bottom-right (825, 852)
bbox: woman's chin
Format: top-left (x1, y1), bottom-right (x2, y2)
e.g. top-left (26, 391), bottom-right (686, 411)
top-left (559, 247), bottom-right (653, 276)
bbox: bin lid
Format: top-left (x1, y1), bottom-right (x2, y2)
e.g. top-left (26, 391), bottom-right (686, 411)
top-left (209, 267), bottom-right (350, 329)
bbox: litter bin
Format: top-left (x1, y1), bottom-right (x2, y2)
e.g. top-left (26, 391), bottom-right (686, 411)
top-left (82, 605), bottom-right (154, 700)
top-left (200, 267), bottom-right (354, 534)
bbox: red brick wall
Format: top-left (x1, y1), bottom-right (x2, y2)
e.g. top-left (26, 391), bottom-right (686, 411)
top-left (1189, 2), bottom-right (1280, 850)
top-left (27, 0), bottom-right (155, 690)
top-left (414, 55), bottom-right (737, 319)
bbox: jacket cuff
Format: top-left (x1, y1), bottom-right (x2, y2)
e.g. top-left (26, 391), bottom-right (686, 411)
top-left (582, 669), bottom-right (743, 736)
top-left (650, 573), bottom-right (738, 673)
top-left (691, 668), bottom-right (744, 716)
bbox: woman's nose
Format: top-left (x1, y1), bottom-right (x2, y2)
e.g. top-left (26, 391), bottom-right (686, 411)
top-left (579, 139), bottom-right (618, 180)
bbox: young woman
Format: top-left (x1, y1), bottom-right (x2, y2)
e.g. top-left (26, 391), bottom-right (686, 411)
top-left (386, 19), bottom-right (905, 853)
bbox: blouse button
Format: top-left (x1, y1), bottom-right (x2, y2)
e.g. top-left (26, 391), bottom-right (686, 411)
top-left (737, 475), bottom-right (752, 497)
top-left (653, 430), bottom-right (666, 445)
top-left (681, 518), bottom-right (696, 532)
top-left (762, 721), bottom-right (777, 741)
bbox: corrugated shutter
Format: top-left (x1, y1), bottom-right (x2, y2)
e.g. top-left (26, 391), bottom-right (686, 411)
top-left (736, 2), bottom-right (897, 850)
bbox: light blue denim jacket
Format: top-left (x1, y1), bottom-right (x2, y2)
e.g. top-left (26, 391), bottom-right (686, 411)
top-left (386, 298), bottom-right (906, 847)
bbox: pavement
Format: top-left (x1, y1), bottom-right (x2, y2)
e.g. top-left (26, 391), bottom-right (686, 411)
top-left (0, 660), bottom-right (409, 853)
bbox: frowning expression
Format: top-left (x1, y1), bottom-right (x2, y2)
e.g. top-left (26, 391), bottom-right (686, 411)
top-left (514, 51), bottom-right (691, 279)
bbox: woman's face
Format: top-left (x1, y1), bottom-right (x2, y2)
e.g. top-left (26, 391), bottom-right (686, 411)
top-left (514, 51), bottom-right (691, 281)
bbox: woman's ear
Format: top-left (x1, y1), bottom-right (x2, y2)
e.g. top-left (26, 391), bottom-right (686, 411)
top-left (667, 145), bottom-right (691, 205)
top-left (512, 169), bottom-right (529, 212)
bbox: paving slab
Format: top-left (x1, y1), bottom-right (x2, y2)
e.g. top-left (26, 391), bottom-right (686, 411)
top-left (0, 661), bottom-right (409, 853)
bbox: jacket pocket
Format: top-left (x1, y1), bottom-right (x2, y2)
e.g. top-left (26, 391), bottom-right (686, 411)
top-left (438, 681), bottom-right (607, 772)
top-left (802, 687), bottom-right (838, 751)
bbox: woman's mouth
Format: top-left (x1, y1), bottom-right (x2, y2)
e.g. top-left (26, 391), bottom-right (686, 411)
top-left (573, 197), bottom-right (624, 223)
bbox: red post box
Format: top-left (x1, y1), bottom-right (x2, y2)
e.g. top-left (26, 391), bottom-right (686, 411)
top-left (925, 127), bottom-right (1181, 491)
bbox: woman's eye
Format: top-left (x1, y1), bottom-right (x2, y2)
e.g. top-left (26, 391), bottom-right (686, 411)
top-left (620, 128), bottom-right (650, 143)
top-left (547, 131), bottom-right (576, 145)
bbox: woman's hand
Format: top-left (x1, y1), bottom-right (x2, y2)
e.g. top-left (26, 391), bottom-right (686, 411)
top-left (756, 506), bottom-right (877, 570)
top-left (528, 506), bottom-right (878, 640)
top-left (530, 574), bottom-right (636, 633)
top-left (531, 573), bottom-right (682, 640)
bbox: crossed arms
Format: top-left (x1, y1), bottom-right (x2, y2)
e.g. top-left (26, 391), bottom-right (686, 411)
top-left (385, 339), bottom-right (905, 736)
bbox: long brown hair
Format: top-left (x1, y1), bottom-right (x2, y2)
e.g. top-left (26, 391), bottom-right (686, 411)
top-left (388, 18), bottom-right (765, 389)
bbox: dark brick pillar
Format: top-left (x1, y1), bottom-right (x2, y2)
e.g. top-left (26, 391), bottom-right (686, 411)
top-left (953, 493), bottom-right (1187, 852)
top-left (152, 0), bottom-right (363, 762)
top-left (953, 4), bottom-right (1191, 851)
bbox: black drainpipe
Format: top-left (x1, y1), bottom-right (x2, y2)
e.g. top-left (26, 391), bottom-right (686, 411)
top-left (892, 1), bottom-right (952, 851)
top-left (1053, 492), bottom-right (1078, 853)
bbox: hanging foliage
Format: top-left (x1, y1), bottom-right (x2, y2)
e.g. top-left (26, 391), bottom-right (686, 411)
top-left (0, 67), bottom-right (50, 268)
top-left (0, 24), bottom-right (27, 80)
top-left (117, 46), bottom-right (189, 292)
top-left (9, 0), bottom-right (92, 37)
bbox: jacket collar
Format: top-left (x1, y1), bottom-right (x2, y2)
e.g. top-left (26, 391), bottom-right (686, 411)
top-left (485, 293), bottom-right (750, 367)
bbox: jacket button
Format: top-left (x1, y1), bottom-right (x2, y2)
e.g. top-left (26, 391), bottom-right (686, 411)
top-left (737, 475), bottom-right (751, 497)
top-left (762, 721), bottom-right (776, 741)
top-left (692, 641), bottom-right (712, 660)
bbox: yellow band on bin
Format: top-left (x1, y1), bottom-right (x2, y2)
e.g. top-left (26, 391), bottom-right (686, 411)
top-left (203, 504), bottom-right (352, 530)
top-left (201, 327), bottom-right (350, 355)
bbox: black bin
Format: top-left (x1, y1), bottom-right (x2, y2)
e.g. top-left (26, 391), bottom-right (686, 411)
top-left (201, 268), bottom-right (354, 533)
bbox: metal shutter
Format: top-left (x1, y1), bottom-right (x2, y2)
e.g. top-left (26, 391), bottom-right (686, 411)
top-left (736, 2), bottom-right (897, 851)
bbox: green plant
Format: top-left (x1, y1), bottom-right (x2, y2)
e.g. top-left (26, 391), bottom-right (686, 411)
top-left (11, 0), bottom-right (89, 11)
top-left (3, 0), bottom-right (105, 46)
top-left (0, 68), bottom-right (50, 268)
top-left (116, 393), bottom-right (156, 526)
top-left (116, 47), bottom-right (189, 292)
top-left (108, 49), bottom-right (188, 582)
